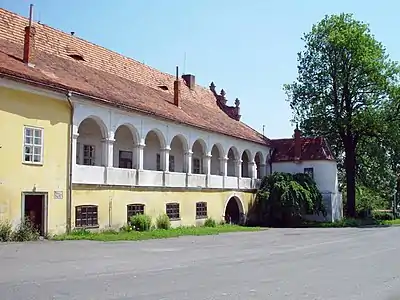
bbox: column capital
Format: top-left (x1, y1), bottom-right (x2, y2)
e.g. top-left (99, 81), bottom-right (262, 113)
top-left (102, 137), bottom-right (115, 144)
top-left (185, 150), bottom-right (193, 156)
top-left (135, 142), bottom-right (146, 149)
top-left (235, 159), bottom-right (243, 164)
top-left (161, 146), bottom-right (171, 152)
top-left (219, 156), bottom-right (228, 162)
top-left (72, 132), bottom-right (79, 139)
top-left (203, 153), bottom-right (213, 159)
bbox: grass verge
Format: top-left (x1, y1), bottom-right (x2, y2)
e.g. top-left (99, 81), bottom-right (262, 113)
top-left (299, 218), bottom-right (400, 228)
top-left (52, 225), bottom-right (262, 242)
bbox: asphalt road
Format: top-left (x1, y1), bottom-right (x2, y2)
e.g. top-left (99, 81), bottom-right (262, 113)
top-left (0, 227), bottom-right (400, 300)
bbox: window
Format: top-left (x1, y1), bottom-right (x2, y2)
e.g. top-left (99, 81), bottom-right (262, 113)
top-left (23, 126), bottom-right (43, 163)
top-left (75, 205), bottom-right (98, 228)
top-left (76, 142), bottom-right (81, 164)
top-left (196, 202), bottom-right (207, 219)
top-left (127, 204), bottom-right (145, 223)
top-left (119, 150), bottom-right (133, 169)
top-left (83, 145), bottom-right (95, 165)
top-left (166, 203), bottom-right (180, 220)
top-left (169, 155), bottom-right (175, 172)
top-left (156, 153), bottom-right (161, 171)
top-left (193, 157), bottom-right (202, 174)
top-left (304, 167), bottom-right (314, 179)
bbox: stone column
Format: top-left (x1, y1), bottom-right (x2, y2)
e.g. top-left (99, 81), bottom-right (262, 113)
top-left (71, 131), bottom-right (79, 166)
top-left (259, 163), bottom-right (267, 178)
top-left (235, 159), bottom-right (242, 178)
top-left (185, 150), bottom-right (193, 174)
top-left (219, 156), bottom-right (228, 176)
top-left (134, 141), bottom-right (145, 170)
top-left (203, 153), bottom-right (212, 175)
top-left (249, 161), bottom-right (257, 179)
top-left (161, 146), bottom-right (171, 172)
top-left (102, 137), bottom-right (115, 167)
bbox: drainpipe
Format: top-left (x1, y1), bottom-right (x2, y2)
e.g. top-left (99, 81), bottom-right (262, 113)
top-left (66, 91), bottom-right (73, 234)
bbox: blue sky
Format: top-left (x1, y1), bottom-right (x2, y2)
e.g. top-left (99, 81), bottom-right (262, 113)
top-left (2, 0), bottom-right (399, 138)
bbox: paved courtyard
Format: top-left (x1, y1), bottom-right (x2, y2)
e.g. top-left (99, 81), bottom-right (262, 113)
top-left (0, 227), bottom-right (400, 300)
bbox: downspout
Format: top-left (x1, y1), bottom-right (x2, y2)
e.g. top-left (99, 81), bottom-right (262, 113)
top-left (66, 91), bottom-right (73, 234)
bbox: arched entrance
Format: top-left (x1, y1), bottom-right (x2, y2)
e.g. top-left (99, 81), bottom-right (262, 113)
top-left (224, 196), bottom-right (244, 224)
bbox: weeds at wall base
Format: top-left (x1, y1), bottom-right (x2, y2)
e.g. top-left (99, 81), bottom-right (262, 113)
top-left (0, 220), bottom-right (40, 242)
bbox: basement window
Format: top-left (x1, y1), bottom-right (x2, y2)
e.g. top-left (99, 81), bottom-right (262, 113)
top-left (196, 202), bottom-right (207, 219)
top-left (166, 203), bottom-right (180, 220)
top-left (75, 205), bottom-right (98, 228)
top-left (127, 204), bottom-right (145, 223)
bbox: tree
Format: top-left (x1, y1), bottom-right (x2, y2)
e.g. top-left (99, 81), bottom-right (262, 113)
top-left (248, 172), bottom-right (325, 227)
top-left (284, 13), bottom-right (400, 217)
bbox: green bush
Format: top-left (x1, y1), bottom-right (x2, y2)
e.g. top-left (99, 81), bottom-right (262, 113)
top-left (130, 214), bottom-right (152, 231)
top-left (0, 220), bottom-right (12, 242)
top-left (156, 214), bottom-right (171, 230)
top-left (372, 211), bottom-right (394, 221)
top-left (120, 224), bottom-right (133, 232)
top-left (11, 220), bottom-right (39, 242)
top-left (70, 228), bottom-right (91, 236)
top-left (203, 217), bottom-right (216, 227)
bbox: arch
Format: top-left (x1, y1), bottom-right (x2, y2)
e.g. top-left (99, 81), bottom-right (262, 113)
top-left (241, 149), bottom-right (251, 178)
top-left (210, 143), bottom-right (224, 175)
top-left (115, 123), bottom-right (140, 145)
top-left (226, 146), bottom-right (239, 176)
top-left (143, 129), bottom-right (165, 171)
top-left (169, 134), bottom-right (188, 172)
top-left (142, 128), bottom-right (166, 149)
top-left (191, 139), bottom-right (207, 174)
top-left (254, 151), bottom-right (264, 179)
top-left (224, 196), bottom-right (245, 225)
top-left (77, 117), bottom-right (107, 166)
top-left (77, 115), bottom-right (108, 139)
top-left (114, 125), bottom-right (137, 168)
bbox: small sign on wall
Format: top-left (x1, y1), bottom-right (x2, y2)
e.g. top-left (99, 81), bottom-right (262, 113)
top-left (54, 191), bottom-right (63, 200)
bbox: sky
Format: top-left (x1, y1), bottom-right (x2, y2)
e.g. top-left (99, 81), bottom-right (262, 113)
top-left (1, 0), bottom-right (399, 139)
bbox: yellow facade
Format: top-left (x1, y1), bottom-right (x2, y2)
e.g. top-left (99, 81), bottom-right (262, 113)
top-left (72, 186), bottom-right (256, 229)
top-left (0, 86), bottom-right (70, 235)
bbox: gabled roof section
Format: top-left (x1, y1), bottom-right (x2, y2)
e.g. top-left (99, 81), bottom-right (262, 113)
top-left (0, 8), bottom-right (269, 145)
top-left (271, 137), bottom-right (335, 162)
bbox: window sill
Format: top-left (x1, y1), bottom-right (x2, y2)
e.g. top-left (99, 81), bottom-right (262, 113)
top-left (75, 225), bottom-right (99, 229)
top-left (196, 216), bottom-right (208, 220)
top-left (22, 161), bottom-right (43, 166)
top-left (169, 218), bottom-right (181, 221)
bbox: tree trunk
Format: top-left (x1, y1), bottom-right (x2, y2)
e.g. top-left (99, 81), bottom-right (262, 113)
top-left (345, 147), bottom-right (357, 218)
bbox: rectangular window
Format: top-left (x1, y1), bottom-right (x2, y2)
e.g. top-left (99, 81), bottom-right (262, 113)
top-left (169, 155), bottom-right (175, 172)
top-left (156, 153), bottom-right (161, 171)
top-left (119, 150), bottom-right (133, 168)
top-left (196, 202), bottom-right (207, 219)
top-left (83, 145), bottom-right (95, 166)
top-left (23, 126), bottom-right (43, 164)
top-left (166, 203), bottom-right (180, 220)
top-left (127, 203), bottom-right (145, 223)
top-left (75, 205), bottom-right (98, 228)
top-left (193, 157), bottom-right (201, 174)
top-left (304, 167), bottom-right (314, 179)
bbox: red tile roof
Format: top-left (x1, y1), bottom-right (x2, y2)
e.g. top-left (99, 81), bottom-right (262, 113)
top-left (271, 137), bottom-right (335, 162)
top-left (0, 8), bottom-right (269, 145)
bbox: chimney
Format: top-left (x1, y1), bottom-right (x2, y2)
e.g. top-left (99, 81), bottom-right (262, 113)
top-left (23, 4), bottom-right (36, 67)
top-left (294, 125), bottom-right (301, 160)
top-left (173, 66), bottom-right (180, 107)
top-left (182, 74), bottom-right (195, 90)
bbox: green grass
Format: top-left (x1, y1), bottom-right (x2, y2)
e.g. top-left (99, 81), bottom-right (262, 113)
top-left (300, 218), bottom-right (400, 228)
top-left (52, 225), bottom-right (263, 242)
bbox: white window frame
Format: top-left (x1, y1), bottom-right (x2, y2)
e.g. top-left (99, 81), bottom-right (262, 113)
top-left (22, 126), bottom-right (44, 165)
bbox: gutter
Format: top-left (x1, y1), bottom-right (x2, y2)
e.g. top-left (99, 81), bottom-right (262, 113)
top-left (66, 91), bottom-right (73, 234)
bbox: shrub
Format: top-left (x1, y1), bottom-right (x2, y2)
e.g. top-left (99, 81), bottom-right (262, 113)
top-left (372, 211), bottom-right (394, 221)
top-left (156, 214), bottom-right (171, 230)
top-left (130, 214), bottom-right (152, 231)
top-left (11, 220), bottom-right (39, 242)
top-left (70, 228), bottom-right (91, 236)
top-left (120, 224), bottom-right (133, 232)
top-left (203, 217), bottom-right (216, 227)
top-left (0, 220), bottom-right (12, 242)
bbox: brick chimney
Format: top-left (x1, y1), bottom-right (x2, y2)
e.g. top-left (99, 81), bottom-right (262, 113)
top-left (182, 74), bottom-right (195, 90)
top-left (173, 66), bottom-right (180, 107)
top-left (294, 125), bottom-right (301, 160)
top-left (23, 4), bottom-right (35, 67)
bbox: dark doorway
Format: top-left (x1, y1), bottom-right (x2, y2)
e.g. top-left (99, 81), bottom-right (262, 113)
top-left (224, 197), bottom-right (242, 224)
top-left (24, 194), bottom-right (45, 236)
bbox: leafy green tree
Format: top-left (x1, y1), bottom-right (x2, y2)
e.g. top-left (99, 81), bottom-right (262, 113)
top-left (249, 172), bottom-right (325, 227)
top-left (284, 13), bottom-right (400, 217)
